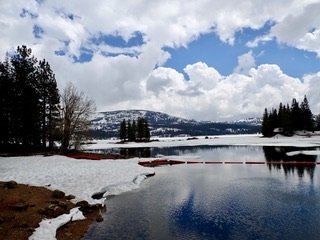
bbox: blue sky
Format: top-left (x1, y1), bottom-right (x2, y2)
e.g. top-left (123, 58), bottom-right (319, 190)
top-left (164, 26), bottom-right (320, 78)
top-left (1, 0), bottom-right (320, 120)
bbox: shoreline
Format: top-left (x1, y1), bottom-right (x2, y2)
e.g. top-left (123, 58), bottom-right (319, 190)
top-left (0, 154), bottom-right (155, 239)
top-left (0, 181), bottom-right (103, 240)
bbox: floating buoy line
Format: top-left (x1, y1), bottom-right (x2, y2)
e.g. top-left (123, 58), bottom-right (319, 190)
top-left (138, 159), bottom-right (320, 167)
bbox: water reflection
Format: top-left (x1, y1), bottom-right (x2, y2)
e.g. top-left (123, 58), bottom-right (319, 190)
top-left (263, 146), bottom-right (317, 180)
top-left (84, 164), bottom-right (320, 240)
top-left (90, 145), bottom-right (320, 180)
top-left (119, 148), bottom-right (151, 158)
top-left (91, 145), bottom-right (266, 162)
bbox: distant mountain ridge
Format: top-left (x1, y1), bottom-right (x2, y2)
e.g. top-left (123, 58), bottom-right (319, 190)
top-left (89, 110), bottom-right (261, 138)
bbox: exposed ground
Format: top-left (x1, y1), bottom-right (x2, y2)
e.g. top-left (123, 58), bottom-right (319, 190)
top-left (0, 181), bottom-right (102, 240)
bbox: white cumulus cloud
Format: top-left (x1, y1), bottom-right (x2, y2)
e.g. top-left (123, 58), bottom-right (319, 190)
top-left (0, 0), bottom-right (320, 121)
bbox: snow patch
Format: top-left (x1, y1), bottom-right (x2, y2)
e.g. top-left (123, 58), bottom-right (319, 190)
top-left (287, 150), bottom-right (320, 156)
top-left (29, 207), bottom-right (85, 240)
top-left (0, 155), bottom-right (154, 205)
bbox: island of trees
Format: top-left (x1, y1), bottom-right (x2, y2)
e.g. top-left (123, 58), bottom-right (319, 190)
top-left (0, 46), bottom-right (95, 152)
top-left (119, 118), bottom-right (151, 142)
top-left (261, 96), bottom-right (319, 137)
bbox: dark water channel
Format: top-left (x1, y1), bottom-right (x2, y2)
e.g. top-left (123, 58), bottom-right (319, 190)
top-left (84, 146), bottom-right (320, 240)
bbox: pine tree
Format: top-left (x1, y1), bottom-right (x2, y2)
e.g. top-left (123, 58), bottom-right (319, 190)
top-left (282, 104), bottom-right (293, 135)
top-left (131, 120), bottom-right (136, 141)
top-left (137, 117), bottom-right (144, 141)
top-left (143, 119), bottom-right (150, 141)
top-left (261, 108), bottom-right (271, 136)
top-left (315, 115), bottom-right (320, 130)
top-left (291, 98), bottom-right (302, 130)
top-left (37, 59), bottom-right (60, 148)
top-left (0, 58), bottom-right (14, 146)
top-left (119, 119), bottom-right (127, 141)
top-left (11, 46), bottom-right (41, 147)
top-left (300, 95), bottom-right (313, 131)
top-left (127, 121), bottom-right (132, 141)
top-left (262, 97), bottom-right (314, 137)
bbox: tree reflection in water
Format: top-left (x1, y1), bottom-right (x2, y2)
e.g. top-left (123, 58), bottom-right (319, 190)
top-left (263, 146), bottom-right (317, 180)
top-left (120, 147), bottom-right (151, 158)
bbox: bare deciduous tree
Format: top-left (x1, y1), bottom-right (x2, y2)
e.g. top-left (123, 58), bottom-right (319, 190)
top-left (60, 82), bottom-right (96, 152)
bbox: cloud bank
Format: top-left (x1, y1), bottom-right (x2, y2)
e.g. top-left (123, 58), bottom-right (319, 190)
top-left (0, 0), bottom-right (319, 120)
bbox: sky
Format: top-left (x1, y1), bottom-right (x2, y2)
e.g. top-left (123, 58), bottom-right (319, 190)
top-left (1, 0), bottom-right (320, 121)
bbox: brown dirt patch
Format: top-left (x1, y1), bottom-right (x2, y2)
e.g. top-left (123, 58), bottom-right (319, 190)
top-left (0, 181), bottom-right (101, 240)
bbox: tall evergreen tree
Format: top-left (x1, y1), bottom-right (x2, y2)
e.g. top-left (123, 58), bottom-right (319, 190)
top-left (262, 97), bottom-right (314, 137)
top-left (37, 59), bottom-right (60, 148)
top-left (10, 46), bottom-right (40, 147)
top-left (143, 119), bottom-right (150, 141)
top-left (291, 98), bottom-right (302, 130)
top-left (282, 104), bottom-right (293, 135)
top-left (0, 58), bottom-right (14, 146)
top-left (119, 119), bottom-right (127, 141)
top-left (261, 108), bottom-right (271, 137)
top-left (119, 117), bottom-right (151, 142)
top-left (130, 120), bottom-right (137, 141)
top-left (315, 114), bottom-right (320, 130)
top-left (127, 121), bottom-right (132, 141)
top-left (137, 117), bottom-right (144, 140)
top-left (300, 95), bottom-right (313, 131)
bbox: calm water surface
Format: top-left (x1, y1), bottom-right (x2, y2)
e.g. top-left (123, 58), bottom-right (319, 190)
top-left (84, 146), bottom-right (320, 240)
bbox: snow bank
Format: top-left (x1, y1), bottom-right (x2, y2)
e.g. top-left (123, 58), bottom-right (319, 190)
top-left (0, 155), bottom-right (154, 240)
top-left (84, 134), bottom-right (320, 149)
top-left (287, 150), bottom-right (320, 156)
top-left (0, 155), bottom-right (154, 205)
top-left (29, 207), bottom-right (85, 240)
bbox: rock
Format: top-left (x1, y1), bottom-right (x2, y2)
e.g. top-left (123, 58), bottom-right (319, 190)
top-left (41, 204), bottom-right (66, 218)
top-left (76, 200), bottom-right (91, 214)
top-left (66, 194), bottom-right (75, 200)
top-left (11, 203), bottom-right (29, 211)
top-left (57, 201), bottom-right (68, 210)
top-left (146, 172), bottom-right (155, 177)
top-left (5, 181), bottom-right (18, 189)
top-left (52, 189), bottom-right (65, 199)
top-left (76, 200), bottom-right (89, 208)
top-left (76, 201), bottom-right (104, 215)
top-left (96, 215), bottom-right (104, 222)
top-left (91, 192), bottom-right (104, 200)
top-left (50, 199), bottom-right (67, 209)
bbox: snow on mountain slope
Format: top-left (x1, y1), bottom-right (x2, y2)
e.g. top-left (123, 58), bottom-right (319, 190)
top-left (90, 110), bottom-right (261, 138)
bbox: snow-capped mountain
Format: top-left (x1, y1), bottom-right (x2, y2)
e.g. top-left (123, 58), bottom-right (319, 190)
top-left (231, 117), bottom-right (262, 126)
top-left (90, 110), bottom-right (261, 138)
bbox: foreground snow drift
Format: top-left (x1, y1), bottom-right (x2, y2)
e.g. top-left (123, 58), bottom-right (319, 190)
top-left (0, 155), bottom-right (154, 205)
top-left (0, 155), bottom-right (154, 240)
top-left (29, 207), bottom-right (85, 240)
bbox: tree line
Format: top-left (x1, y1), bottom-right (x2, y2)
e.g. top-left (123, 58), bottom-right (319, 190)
top-left (119, 118), bottom-right (151, 142)
top-left (261, 96), bottom-right (316, 137)
top-left (0, 46), bottom-right (95, 152)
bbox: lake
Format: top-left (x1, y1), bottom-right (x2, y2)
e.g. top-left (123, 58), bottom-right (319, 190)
top-left (84, 146), bottom-right (320, 240)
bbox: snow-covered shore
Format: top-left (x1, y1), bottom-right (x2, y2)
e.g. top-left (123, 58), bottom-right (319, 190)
top-left (84, 133), bottom-right (320, 149)
top-left (0, 155), bottom-right (154, 240)
top-left (0, 155), bottom-right (154, 205)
